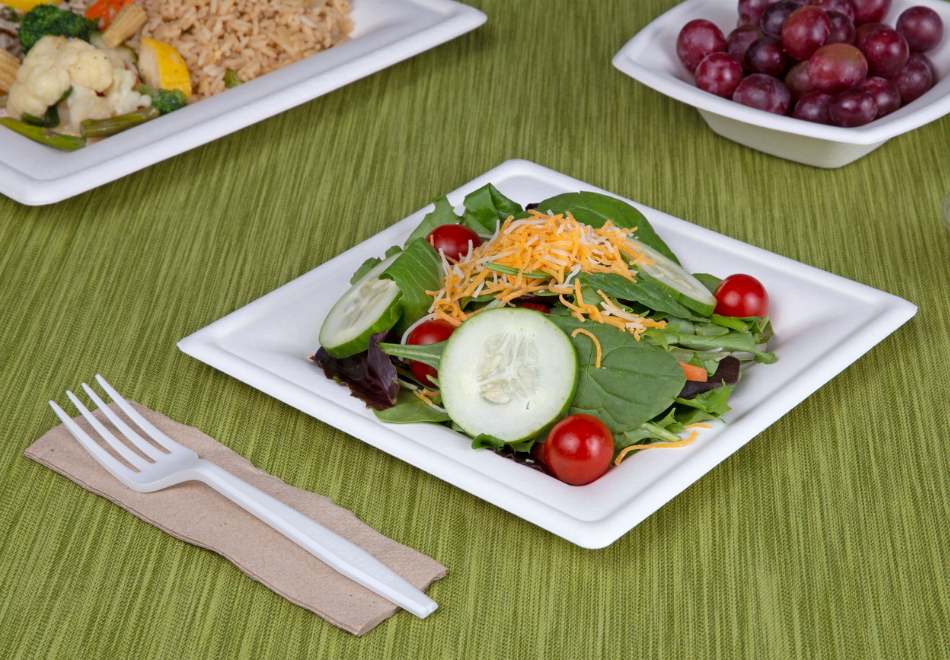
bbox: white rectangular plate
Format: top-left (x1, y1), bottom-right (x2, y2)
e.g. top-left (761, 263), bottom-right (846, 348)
top-left (178, 160), bottom-right (917, 548)
top-left (0, 0), bottom-right (485, 206)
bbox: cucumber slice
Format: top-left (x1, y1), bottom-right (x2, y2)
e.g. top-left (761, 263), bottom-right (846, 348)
top-left (319, 254), bottom-right (402, 358)
top-left (439, 308), bottom-right (578, 443)
top-left (631, 242), bottom-right (718, 317)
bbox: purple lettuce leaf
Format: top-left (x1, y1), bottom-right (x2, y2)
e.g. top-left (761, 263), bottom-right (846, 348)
top-left (677, 356), bottom-right (741, 398)
top-left (310, 331), bottom-right (399, 410)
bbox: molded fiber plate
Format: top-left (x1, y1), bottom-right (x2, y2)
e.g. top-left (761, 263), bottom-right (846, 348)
top-left (178, 160), bottom-right (917, 548)
top-left (0, 0), bottom-right (486, 206)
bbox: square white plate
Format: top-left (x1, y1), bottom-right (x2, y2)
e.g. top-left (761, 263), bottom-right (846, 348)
top-left (178, 159), bottom-right (917, 549)
top-left (0, 0), bottom-right (485, 206)
top-left (613, 0), bottom-right (950, 168)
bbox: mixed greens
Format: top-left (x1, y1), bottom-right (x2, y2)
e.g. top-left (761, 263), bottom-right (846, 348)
top-left (310, 185), bottom-right (776, 482)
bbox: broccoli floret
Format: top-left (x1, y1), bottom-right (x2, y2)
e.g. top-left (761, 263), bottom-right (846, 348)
top-left (18, 5), bottom-right (98, 54)
top-left (133, 84), bottom-right (188, 115)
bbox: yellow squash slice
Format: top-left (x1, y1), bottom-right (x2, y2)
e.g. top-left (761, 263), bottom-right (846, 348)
top-left (137, 37), bottom-right (191, 99)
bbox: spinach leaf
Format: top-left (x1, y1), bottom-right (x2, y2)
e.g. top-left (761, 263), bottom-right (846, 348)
top-left (471, 433), bottom-right (507, 450)
top-left (379, 239), bottom-right (442, 335)
top-left (693, 273), bottom-right (722, 294)
top-left (460, 184), bottom-right (523, 235)
top-left (374, 389), bottom-right (451, 423)
top-left (710, 314), bottom-right (750, 333)
top-left (674, 384), bottom-right (734, 417)
top-left (348, 246), bottom-right (404, 285)
top-left (546, 316), bottom-right (686, 434)
top-left (349, 257), bottom-right (382, 285)
top-left (578, 272), bottom-right (706, 321)
top-left (405, 195), bottom-right (460, 245)
top-left (661, 330), bottom-right (776, 364)
top-left (534, 191), bottom-right (680, 264)
top-left (377, 340), bottom-right (445, 368)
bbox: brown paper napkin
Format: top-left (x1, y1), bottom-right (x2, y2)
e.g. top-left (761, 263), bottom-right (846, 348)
top-left (25, 401), bottom-right (447, 636)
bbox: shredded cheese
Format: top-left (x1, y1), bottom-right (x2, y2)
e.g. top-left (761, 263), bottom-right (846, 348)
top-left (570, 328), bottom-right (602, 368)
top-left (425, 210), bottom-right (667, 339)
top-left (683, 423), bottom-right (711, 430)
top-left (613, 430), bottom-right (698, 466)
top-left (413, 390), bottom-right (435, 407)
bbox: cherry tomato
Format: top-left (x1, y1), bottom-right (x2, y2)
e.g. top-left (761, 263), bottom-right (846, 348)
top-left (407, 319), bottom-right (456, 386)
top-left (518, 301), bottom-right (548, 314)
top-left (426, 224), bottom-right (482, 261)
top-left (544, 414), bottom-right (614, 486)
top-left (713, 274), bottom-right (770, 317)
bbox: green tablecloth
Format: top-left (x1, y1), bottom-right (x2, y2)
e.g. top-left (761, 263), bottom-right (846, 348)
top-left (2, 0), bottom-right (949, 657)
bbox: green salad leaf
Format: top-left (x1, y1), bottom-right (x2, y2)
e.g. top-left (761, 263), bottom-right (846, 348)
top-left (378, 239), bottom-right (443, 335)
top-left (577, 272), bottom-right (706, 321)
top-left (674, 384), bottom-right (734, 417)
top-left (460, 184), bottom-right (522, 235)
top-left (377, 340), bottom-right (445, 368)
top-left (546, 316), bottom-right (686, 435)
top-left (348, 246), bottom-right (403, 285)
top-left (374, 388), bottom-right (452, 423)
top-left (693, 273), bottom-right (722, 294)
top-left (533, 191), bottom-right (680, 264)
top-left (405, 195), bottom-right (460, 245)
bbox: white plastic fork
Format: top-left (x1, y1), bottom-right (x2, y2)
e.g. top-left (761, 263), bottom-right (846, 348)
top-left (48, 375), bottom-right (438, 619)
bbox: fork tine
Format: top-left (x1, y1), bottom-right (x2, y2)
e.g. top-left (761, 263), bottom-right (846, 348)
top-left (66, 390), bottom-right (150, 470)
top-left (95, 375), bottom-right (180, 452)
top-left (49, 400), bottom-right (138, 488)
top-left (81, 383), bottom-right (166, 461)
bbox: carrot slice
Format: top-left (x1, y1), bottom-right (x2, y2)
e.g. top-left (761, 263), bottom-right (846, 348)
top-left (86, 0), bottom-right (137, 29)
top-left (678, 361), bottom-right (708, 382)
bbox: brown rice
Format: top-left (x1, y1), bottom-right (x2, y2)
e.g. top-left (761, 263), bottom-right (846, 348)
top-left (128, 0), bottom-right (353, 99)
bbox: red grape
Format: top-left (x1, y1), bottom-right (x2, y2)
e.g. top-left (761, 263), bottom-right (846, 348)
top-left (727, 24), bottom-right (765, 65)
top-left (739, 0), bottom-right (779, 26)
top-left (854, 22), bottom-right (886, 49)
top-left (827, 11), bottom-right (856, 44)
top-left (785, 59), bottom-right (817, 100)
top-left (852, 0), bottom-right (892, 26)
top-left (859, 76), bottom-right (902, 116)
top-left (807, 0), bottom-right (854, 22)
top-left (761, 0), bottom-right (803, 38)
top-left (746, 36), bottom-right (790, 76)
top-left (908, 51), bottom-right (936, 81)
top-left (732, 73), bottom-right (792, 114)
top-left (830, 86), bottom-right (879, 125)
top-left (808, 43), bottom-right (868, 93)
top-left (678, 20), bottom-right (727, 72)
top-left (896, 6), bottom-right (943, 52)
top-left (859, 26), bottom-right (909, 78)
top-left (889, 56), bottom-right (934, 104)
top-left (793, 90), bottom-right (836, 122)
top-left (782, 6), bottom-right (832, 59)
top-left (696, 52), bottom-right (746, 97)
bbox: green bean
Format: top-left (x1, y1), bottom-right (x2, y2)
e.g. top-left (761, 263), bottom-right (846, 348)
top-left (0, 117), bottom-right (85, 151)
top-left (80, 106), bottom-right (160, 138)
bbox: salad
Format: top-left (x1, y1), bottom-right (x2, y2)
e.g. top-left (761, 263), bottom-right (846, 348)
top-left (310, 185), bottom-right (776, 486)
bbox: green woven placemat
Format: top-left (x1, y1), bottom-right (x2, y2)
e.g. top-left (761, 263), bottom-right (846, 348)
top-left (1, 0), bottom-right (949, 657)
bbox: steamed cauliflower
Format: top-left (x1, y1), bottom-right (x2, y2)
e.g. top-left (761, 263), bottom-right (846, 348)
top-left (7, 35), bottom-right (150, 135)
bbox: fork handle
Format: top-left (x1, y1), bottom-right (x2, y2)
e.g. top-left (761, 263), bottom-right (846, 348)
top-left (190, 459), bottom-right (438, 618)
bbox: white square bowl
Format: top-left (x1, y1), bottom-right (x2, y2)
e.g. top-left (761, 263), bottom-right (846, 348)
top-left (177, 159), bottom-right (917, 549)
top-left (612, 0), bottom-right (950, 168)
top-left (0, 0), bottom-right (485, 206)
